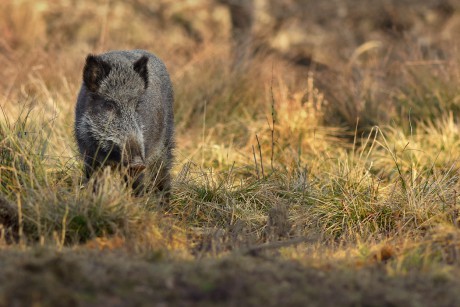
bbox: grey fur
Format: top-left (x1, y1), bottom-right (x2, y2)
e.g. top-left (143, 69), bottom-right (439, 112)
top-left (75, 50), bottom-right (174, 199)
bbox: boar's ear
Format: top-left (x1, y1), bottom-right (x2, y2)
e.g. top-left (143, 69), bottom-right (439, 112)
top-left (133, 55), bottom-right (149, 89)
top-left (83, 55), bottom-right (111, 93)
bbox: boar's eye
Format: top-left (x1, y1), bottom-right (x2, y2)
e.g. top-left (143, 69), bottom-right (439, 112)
top-left (103, 100), bottom-right (117, 112)
top-left (91, 95), bottom-right (117, 113)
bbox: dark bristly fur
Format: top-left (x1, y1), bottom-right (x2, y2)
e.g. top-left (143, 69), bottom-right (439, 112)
top-left (75, 50), bottom-right (174, 202)
top-left (83, 55), bottom-right (112, 93)
top-left (133, 55), bottom-right (149, 89)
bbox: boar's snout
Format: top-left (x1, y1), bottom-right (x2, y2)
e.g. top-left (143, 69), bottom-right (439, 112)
top-left (123, 136), bottom-right (146, 176)
top-left (128, 161), bottom-right (145, 177)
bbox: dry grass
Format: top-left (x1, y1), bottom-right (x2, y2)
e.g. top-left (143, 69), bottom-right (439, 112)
top-left (1, 0), bottom-right (460, 305)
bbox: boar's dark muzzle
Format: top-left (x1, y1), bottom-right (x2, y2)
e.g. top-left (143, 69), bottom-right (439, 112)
top-left (123, 136), bottom-right (146, 176)
top-left (127, 156), bottom-right (146, 176)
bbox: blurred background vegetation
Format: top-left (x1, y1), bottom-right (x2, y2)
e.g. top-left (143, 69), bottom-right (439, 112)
top-left (2, 0), bottom-right (460, 129)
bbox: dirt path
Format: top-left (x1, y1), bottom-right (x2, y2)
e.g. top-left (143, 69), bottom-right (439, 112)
top-left (0, 249), bottom-right (458, 306)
